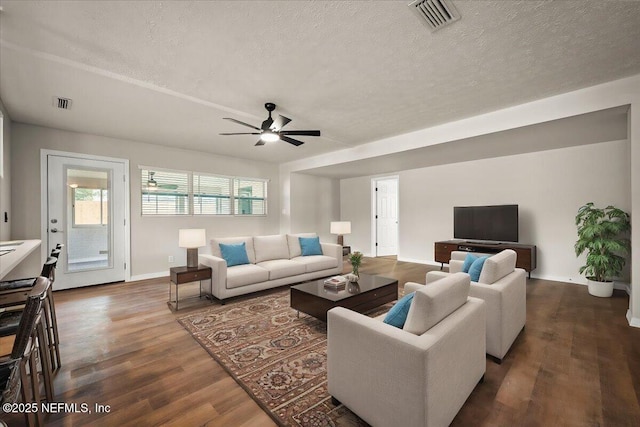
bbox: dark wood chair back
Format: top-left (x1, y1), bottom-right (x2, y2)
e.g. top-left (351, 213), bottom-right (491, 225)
top-left (10, 277), bottom-right (49, 360)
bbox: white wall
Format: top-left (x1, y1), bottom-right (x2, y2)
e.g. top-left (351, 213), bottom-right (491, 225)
top-left (340, 175), bottom-right (375, 254)
top-left (0, 98), bottom-right (11, 241)
top-left (341, 139), bottom-right (631, 283)
top-left (289, 172), bottom-right (340, 242)
top-left (10, 123), bottom-right (280, 279)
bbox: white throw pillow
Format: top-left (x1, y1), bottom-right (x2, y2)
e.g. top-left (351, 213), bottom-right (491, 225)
top-left (403, 272), bottom-right (471, 335)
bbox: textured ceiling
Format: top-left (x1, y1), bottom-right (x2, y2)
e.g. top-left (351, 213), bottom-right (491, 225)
top-left (1, 1), bottom-right (639, 165)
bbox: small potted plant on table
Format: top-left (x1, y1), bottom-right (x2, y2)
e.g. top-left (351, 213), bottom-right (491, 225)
top-left (574, 202), bottom-right (631, 297)
top-left (348, 251), bottom-right (363, 281)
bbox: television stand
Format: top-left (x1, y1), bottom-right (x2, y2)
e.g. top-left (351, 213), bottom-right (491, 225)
top-left (435, 240), bottom-right (536, 278)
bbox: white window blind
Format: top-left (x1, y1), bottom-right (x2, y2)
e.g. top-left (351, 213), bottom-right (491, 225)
top-left (141, 169), bottom-right (190, 215)
top-left (234, 178), bottom-right (267, 215)
top-left (193, 173), bottom-right (232, 215)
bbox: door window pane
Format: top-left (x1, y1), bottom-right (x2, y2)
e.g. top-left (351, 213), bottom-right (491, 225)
top-left (66, 168), bottom-right (111, 271)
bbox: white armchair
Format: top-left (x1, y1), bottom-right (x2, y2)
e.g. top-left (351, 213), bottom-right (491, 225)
top-left (412, 249), bottom-right (526, 362)
top-left (328, 273), bottom-right (486, 427)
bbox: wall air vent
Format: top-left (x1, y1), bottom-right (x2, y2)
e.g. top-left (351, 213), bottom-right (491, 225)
top-left (409, 0), bottom-right (460, 32)
top-left (53, 97), bottom-right (73, 110)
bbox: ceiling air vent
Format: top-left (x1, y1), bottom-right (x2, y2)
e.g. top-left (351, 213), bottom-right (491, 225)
top-left (409, 0), bottom-right (460, 32)
top-left (53, 97), bottom-right (72, 110)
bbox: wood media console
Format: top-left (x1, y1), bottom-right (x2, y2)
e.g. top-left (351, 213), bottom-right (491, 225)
top-left (435, 240), bottom-right (536, 277)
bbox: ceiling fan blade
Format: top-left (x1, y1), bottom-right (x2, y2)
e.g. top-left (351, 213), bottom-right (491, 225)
top-left (219, 132), bottom-right (261, 135)
top-left (261, 117), bottom-right (274, 130)
top-left (223, 117), bottom-right (261, 131)
top-left (280, 135), bottom-right (305, 146)
top-left (255, 139), bottom-right (266, 146)
top-left (271, 115), bottom-right (292, 131)
top-left (280, 130), bottom-right (321, 137)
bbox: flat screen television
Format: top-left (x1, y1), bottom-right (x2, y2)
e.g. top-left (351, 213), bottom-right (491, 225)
top-left (453, 204), bottom-right (519, 243)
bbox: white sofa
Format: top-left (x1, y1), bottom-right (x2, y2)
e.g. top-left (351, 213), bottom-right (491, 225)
top-left (198, 233), bottom-right (342, 303)
top-left (409, 249), bottom-right (526, 362)
top-left (328, 272), bottom-right (486, 427)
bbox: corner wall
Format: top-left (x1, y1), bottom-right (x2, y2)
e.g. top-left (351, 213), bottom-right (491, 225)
top-left (289, 172), bottom-right (340, 242)
top-left (0, 98), bottom-right (10, 241)
top-left (10, 123), bottom-right (280, 279)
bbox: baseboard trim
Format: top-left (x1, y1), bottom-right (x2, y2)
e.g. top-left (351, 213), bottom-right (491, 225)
top-left (129, 271), bottom-right (169, 282)
top-left (626, 310), bottom-right (640, 328)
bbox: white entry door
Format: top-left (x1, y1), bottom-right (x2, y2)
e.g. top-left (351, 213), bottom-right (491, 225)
top-left (374, 177), bottom-right (398, 256)
top-left (46, 154), bottom-right (127, 289)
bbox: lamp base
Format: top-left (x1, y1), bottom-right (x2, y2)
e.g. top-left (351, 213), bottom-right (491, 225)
top-left (337, 235), bottom-right (344, 246)
top-left (186, 248), bottom-right (199, 268)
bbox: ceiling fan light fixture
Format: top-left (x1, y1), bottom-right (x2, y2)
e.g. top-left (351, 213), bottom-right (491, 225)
top-left (147, 171), bottom-right (158, 189)
top-left (260, 131), bottom-right (280, 143)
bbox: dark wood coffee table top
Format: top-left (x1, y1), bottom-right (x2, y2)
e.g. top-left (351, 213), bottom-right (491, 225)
top-left (290, 273), bottom-right (398, 321)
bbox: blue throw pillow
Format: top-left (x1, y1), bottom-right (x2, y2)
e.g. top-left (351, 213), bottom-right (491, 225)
top-left (461, 253), bottom-right (477, 273)
top-left (383, 292), bottom-right (415, 328)
top-left (219, 242), bottom-right (250, 267)
top-left (299, 236), bottom-right (323, 256)
top-left (468, 256), bottom-right (489, 282)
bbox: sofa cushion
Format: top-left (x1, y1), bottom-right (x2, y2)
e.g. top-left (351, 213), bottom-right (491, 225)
top-left (226, 264), bottom-right (270, 289)
top-left (219, 242), bottom-right (250, 267)
top-left (254, 235), bottom-right (290, 263)
top-left (478, 249), bottom-right (517, 284)
top-left (211, 237), bottom-right (256, 264)
top-left (287, 233), bottom-right (317, 258)
top-left (256, 259), bottom-right (306, 280)
top-left (468, 256), bottom-right (489, 282)
top-left (299, 236), bottom-right (323, 256)
top-left (291, 255), bottom-right (339, 273)
top-left (403, 272), bottom-right (470, 335)
top-left (383, 292), bottom-right (415, 328)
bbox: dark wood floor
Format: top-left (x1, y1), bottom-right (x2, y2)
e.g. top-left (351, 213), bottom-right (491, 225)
top-left (2, 257), bottom-right (640, 426)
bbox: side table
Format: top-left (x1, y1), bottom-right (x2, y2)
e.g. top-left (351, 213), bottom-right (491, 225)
top-left (168, 265), bottom-right (212, 311)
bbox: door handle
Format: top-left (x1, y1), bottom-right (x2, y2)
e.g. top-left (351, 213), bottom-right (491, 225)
top-left (50, 228), bottom-right (63, 233)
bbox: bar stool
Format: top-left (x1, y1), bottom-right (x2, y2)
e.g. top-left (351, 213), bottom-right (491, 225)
top-left (0, 255), bottom-right (62, 371)
top-left (0, 277), bottom-right (49, 427)
top-left (0, 276), bottom-right (54, 404)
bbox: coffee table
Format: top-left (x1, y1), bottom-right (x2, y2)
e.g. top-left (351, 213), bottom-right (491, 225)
top-left (290, 273), bottom-right (398, 322)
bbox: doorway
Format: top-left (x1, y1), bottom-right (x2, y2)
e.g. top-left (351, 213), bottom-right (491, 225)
top-left (41, 151), bottom-right (130, 290)
top-left (372, 177), bottom-right (399, 257)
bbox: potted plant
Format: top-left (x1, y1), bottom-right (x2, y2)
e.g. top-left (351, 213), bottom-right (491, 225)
top-left (574, 202), bottom-right (631, 297)
top-left (348, 251), bottom-right (363, 279)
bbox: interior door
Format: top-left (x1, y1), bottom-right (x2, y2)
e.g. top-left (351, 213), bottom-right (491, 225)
top-left (375, 178), bottom-right (398, 257)
top-left (47, 155), bottom-right (126, 289)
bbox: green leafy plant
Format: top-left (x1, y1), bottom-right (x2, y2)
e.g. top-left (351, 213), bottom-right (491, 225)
top-left (574, 202), bottom-right (631, 283)
top-left (348, 251), bottom-right (363, 276)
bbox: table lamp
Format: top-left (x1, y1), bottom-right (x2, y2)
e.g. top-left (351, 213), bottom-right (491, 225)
top-left (330, 221), bottom-right (351, 246)
top-left (179, 229), bottom-right (206, 268)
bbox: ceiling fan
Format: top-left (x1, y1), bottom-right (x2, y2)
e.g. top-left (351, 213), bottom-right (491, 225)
top-left (220, 103), bottom-right (321, 146)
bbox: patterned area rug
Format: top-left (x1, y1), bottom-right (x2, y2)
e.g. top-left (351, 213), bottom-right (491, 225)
top-left (177, 288), bottom-right (393, 426)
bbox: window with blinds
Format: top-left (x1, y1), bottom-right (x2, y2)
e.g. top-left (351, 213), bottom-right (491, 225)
top-left (140, 168), bottom-right (267, 216)
top-left (234, 178), bottom-right (267, 215)
top-left (194, 174), bottom-right (232, 215)
top-left (141, 169), bottom-right (190, 215)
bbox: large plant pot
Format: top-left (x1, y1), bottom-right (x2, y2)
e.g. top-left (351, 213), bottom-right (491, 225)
top-left (587, 278), bottom-right (614, 298)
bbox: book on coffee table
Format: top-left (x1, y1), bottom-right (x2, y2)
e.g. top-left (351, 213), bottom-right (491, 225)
top-left (324, 276), bottom-right (347, 288)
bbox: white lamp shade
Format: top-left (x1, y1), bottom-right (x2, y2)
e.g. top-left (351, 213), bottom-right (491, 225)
top-left (330, 221), bottom-right (351, 235)
top-left (178, 229), bottom-right (206, 248)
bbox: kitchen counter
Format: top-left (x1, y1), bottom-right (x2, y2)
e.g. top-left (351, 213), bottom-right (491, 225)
top-left (0, 240), bottom-right (42, 280)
